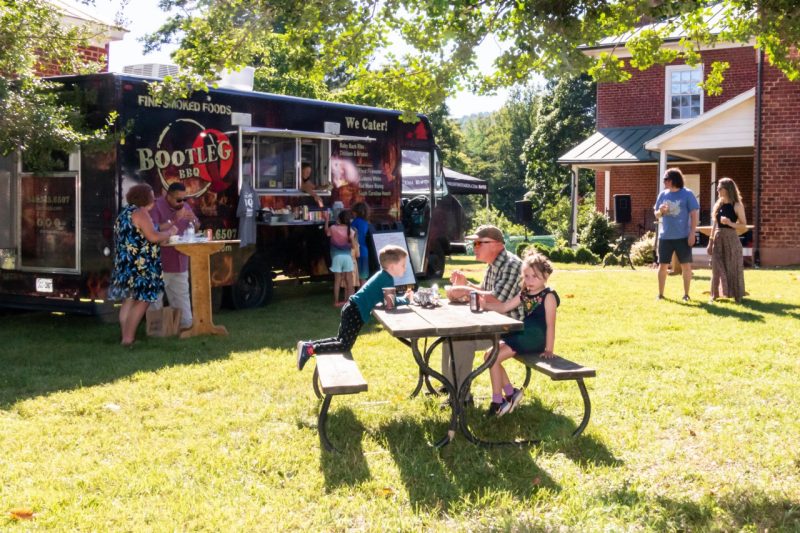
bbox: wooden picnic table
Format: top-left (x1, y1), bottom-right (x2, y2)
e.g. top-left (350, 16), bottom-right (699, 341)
top-left (373, 301), bottom-right (523, 448)
top-left (166, 239), bottom-right (239, 339)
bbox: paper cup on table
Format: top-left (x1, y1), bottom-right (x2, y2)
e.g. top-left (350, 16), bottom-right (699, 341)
top-left (382, 287), bottom-right (396, 310)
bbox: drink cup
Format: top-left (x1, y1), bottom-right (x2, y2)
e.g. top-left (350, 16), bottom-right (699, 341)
top-left (469, 290), bottom-right (481, 312)
top-left (382, 287), bottom-right (396, 311)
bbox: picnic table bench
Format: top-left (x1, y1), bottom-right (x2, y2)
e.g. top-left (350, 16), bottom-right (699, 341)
top-left (514, 353), bottom-right (595, 438)
top-left (311, 352), bottom-right (368, 452)
top-left (411, 349), bottom-right (597, 440)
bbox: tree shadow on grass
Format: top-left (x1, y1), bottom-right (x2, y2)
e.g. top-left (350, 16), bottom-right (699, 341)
top-left (504, 398), bottom-right (621, 467)
top-left (740, 298), bottom-right (800, 319)
top-left (0, 284), bottom-right (340, 408)
top-left (0, 311), bottom-right (250, 408)
top-left (316, 407), bottom-right (371, 489)
top-left (465, 398), bottom-right (620, 468)
top-left (599, 485), bottom-right (800, 530)
top-left (693, 301), bottom-right (764, 322)
top-left (375, 417), bottom-right (559, 512)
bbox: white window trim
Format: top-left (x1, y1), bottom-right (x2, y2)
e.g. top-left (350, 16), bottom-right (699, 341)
top-left (664, 64), bottom-right (704, 125)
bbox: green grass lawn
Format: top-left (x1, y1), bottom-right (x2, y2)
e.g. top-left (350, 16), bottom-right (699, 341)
top-left (2, 259), bottom-right (799, 531)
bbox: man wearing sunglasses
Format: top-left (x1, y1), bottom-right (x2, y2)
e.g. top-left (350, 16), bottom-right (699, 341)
top-left (149, 182), bottom-right (200, 329)
top-left (442, 224), bottom-right (523, 405)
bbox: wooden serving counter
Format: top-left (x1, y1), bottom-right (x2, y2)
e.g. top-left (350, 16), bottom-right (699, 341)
top-left (165, 239), bottom-right (239, 338)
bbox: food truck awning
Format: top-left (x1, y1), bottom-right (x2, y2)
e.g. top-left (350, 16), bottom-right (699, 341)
top-left (444, 167), bottom-right (488, 195)
top-left (240, 126), bottom-right (375, 142)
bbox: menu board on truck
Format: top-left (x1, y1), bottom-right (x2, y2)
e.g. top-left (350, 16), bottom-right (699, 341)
top-left (19, 174), bottom-right (78, 271)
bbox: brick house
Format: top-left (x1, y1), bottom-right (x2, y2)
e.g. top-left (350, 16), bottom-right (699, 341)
top-left (38, 0), bottom-right (126, 75)
top-left (559, 14), bottom-right (800, 266)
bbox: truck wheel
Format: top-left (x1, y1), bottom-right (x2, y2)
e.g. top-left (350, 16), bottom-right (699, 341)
top-left (426, 246), bottom-right (446, 280)
top-left (230, 261), bottom-right (272, 309)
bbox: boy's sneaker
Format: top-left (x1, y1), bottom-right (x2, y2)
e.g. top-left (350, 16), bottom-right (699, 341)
top-left (504, 388), bottom-right (524, 413)
top-left (296, 341), bottom-right (314, 371)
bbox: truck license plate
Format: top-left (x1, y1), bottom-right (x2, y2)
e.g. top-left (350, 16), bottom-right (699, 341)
top-left (35, 278), bottom-right (53, 293)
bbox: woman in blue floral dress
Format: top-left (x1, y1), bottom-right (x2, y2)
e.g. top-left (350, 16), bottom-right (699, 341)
top-left (108, 184), bottom-right (177, 345)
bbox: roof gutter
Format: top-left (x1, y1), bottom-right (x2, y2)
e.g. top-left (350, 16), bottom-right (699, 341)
top-left (753, 48), bottom-right (764, 267)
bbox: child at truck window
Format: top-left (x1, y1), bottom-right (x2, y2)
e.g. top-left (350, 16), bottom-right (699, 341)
top-left (351, 202), bottom-right (370, 287)
top-left (297, 245), bottom-right (412, 370)
top-left (325, 210), bottom-right (356, 307)
top-left (480, 253), bottom-right (559, 417)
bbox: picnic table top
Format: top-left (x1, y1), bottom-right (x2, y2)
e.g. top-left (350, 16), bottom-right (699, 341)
top-left (372, 300), bottom-right (523, 338)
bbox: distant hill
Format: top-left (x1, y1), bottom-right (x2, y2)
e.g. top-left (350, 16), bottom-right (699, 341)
top-left (456, 111), bottom-right (493, 126)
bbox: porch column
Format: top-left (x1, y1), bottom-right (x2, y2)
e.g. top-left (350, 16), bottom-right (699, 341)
top-left (658, 150), bottom-right (667, 192)
top-left (710, 162), bottom-right (717, 212)
top-left (604, 169), bottom-right (611, 216)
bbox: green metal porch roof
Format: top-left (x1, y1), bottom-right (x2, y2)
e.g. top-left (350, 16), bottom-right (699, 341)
top-left (558, 125), bottom-right (678, 165)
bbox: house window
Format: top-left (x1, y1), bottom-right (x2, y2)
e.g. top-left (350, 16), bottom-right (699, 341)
top-left (665, 65), bottom-right (703, 124)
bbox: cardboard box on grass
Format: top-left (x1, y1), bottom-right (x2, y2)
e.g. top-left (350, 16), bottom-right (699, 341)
top-left (146, 307), bottom-right (182, 337)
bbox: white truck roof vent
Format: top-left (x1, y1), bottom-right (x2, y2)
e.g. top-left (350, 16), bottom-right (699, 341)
top-left (216, 66), bottom-right (255, 91)
top-left (122, 63), bottom-right (179, 79)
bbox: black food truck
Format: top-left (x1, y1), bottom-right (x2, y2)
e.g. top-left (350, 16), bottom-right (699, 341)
top-left (0, 73), bottom-right (466, 314)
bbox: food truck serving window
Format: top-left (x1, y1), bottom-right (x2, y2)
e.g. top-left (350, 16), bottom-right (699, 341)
top-left (242, 134), bottom-right (330, 194)
top-left (240, 127), bottom-right (374, 194)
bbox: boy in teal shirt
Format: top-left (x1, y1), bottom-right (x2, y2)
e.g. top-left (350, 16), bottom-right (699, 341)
top-left (297, 245), bottom-right (412, 370)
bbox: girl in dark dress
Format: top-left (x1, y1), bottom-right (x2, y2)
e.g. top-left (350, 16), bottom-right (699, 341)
top-left (480, 253), bottom-right (559, 417)
top-left (708, 177), bottom-right (747, 303)
top-left (108, 184), bottom-right (177, 346)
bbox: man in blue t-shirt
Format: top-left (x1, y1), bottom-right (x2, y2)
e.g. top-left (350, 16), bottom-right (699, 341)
top-left (654, 167), bottom-right (700, 302)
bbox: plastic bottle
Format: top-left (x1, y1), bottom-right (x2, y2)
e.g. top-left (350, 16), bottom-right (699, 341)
top-left (186, 221), bottom-right (195, 241)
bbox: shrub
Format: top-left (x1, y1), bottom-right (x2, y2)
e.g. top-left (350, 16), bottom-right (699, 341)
top-left (550, 246), bottom-right (576, 263)
top-left (531, 243), bottom-right (553, 257)
top-left (516, 242), bottom-right (531, 257)
top-left (630, 231), bottom-right (656, 266)
top-left (575, 246), bottom-right (600, 265)
top-left (602, 252), bottom-right (620, 267)
top-left (579, 211), bottom-right (616, 257)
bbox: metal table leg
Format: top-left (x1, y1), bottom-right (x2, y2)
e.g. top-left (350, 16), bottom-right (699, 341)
top-left (457, 334), bottom-right (541, 447)
top-left (397, 336), bottom-right (458, 447)
top-left (405, 337), bottom-right (445, 398)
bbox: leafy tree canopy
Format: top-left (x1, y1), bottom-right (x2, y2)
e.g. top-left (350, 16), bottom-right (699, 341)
top-left (0, 0), bottom-right (114, 168)
top-left (145, 0), bottom-right (800, 116)
top-left (522, 74), bottom-right (596, 222)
